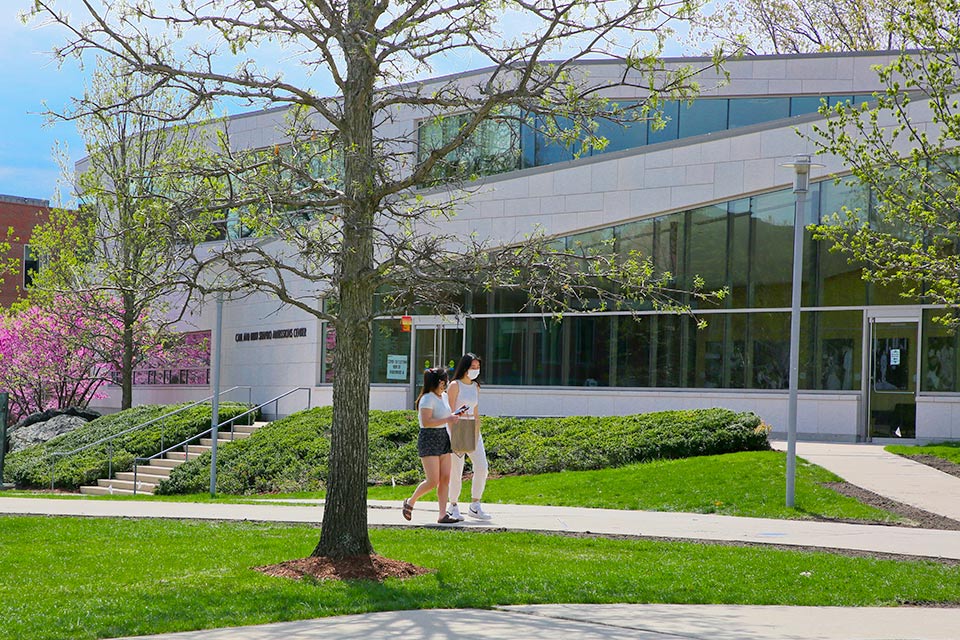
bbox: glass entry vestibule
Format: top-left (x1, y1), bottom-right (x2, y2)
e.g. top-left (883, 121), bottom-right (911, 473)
top-left (411, 319), bottom-right (464, 406)
top-left (866, 317), bottom-right (919, 439)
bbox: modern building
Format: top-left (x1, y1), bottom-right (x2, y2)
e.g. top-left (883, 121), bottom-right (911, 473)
top-left (0, 194), bottom-right (49, 307)
top-left (95, 51), bottom-right (960, 444)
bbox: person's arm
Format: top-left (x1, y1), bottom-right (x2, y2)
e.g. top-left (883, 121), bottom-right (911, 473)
top-left (447, 381), bottom-right (460, 412)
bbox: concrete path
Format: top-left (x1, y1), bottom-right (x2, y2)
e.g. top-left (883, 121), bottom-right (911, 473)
top-left (772, 440), bottom-right (960, 521)
top-left (3, 495), bottom-right (960, 560)
top-left (110, 604), bottom-right (960, 640)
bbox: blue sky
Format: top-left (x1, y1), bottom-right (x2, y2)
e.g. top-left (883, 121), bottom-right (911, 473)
top-left (0, 4), bottom-right (84, 202)
top-left (1, 2), bottom-right (693, 204)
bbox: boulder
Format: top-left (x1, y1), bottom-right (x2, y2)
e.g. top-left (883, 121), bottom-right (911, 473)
top-left (8, 412), bottom-right (97, 452)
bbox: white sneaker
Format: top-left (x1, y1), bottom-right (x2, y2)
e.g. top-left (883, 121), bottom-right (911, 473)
top-left (468, 501), bottom-right (492, 520)
top-left (446, 504), bottom-right (465, 521)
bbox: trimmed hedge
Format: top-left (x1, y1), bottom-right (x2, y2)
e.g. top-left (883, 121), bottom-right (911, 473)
top-left (4, 402), bottom-right (253, 490)
top-left (157, 407), bottom-right (769, 495)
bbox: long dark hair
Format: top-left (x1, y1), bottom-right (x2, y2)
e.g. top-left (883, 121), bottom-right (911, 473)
top-left (416, 367), bottom-right (448, 406)
top-left (451, 352), bottom-right (481, 386)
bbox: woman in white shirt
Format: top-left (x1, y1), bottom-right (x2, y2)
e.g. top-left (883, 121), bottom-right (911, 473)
top-left (445, 352), bottom-right (492, 521)
top-left (402, 367), bottom-right (462, 524)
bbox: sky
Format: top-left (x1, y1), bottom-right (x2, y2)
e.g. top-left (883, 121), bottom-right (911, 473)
top-left (0, 2), bottom-right (694, 205)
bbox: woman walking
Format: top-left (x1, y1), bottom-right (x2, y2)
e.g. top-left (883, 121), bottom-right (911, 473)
top-left (402, 367), bottom-right (461, 524)
top-left (445, 352), bottom-right (492, 521)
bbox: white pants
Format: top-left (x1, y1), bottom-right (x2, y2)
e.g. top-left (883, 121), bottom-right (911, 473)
top-left (449, 432), bottom-right (488, 504)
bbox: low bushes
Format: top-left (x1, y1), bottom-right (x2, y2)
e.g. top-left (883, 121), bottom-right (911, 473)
top-left (158, 407), bottom-right (769, 495)
top-left (4, 402), bottom-right (252, 490)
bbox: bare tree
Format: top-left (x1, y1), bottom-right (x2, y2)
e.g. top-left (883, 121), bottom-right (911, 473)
top-left (28, 0), bottom-right (726, 558)
top-left (684, 0), bottom-right (906, 55)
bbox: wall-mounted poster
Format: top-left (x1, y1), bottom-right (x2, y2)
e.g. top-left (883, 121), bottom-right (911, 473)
top-left (386, 355), bottom-right (408, 381)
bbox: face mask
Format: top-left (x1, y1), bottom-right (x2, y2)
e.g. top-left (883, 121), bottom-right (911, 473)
top-left (467, 369), bottom-right (480, 380)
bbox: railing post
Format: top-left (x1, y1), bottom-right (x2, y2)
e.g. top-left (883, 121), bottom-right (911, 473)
top-left (133, 462), bottom-right (138, 496)
top-left (50, 455), bottom-right (55, 491)
top-left (108, 442), bottom-right (113, 479)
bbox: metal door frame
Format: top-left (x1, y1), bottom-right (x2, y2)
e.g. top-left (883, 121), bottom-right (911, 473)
top-left (863, 310), bottom-right (921, 441)
top-left (409, 316), bottom-right (465, 407)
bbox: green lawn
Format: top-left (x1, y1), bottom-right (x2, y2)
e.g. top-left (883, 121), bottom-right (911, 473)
top-left (887, 442), bottom-right (960, 465)
top-left (2, 451), bottom-right (903, 524)
top-left (1, 516), bottom-right (957, 640)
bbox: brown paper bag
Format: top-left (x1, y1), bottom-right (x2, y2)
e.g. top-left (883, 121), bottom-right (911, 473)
top-left (449, 418), bottom-right (478, 454)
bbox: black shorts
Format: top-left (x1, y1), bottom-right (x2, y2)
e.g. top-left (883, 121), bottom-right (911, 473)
top-left (418, 427), bottom-right (452, 457)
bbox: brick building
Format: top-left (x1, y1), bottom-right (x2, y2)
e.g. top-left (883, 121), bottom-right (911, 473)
top-left (0, 194), bottom-right (50, 307)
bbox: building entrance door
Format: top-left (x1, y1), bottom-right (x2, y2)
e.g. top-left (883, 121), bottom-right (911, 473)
top-left (867, 320), bottom-right (918, 439)
top-left (411, 322), bottom-right (464, 407)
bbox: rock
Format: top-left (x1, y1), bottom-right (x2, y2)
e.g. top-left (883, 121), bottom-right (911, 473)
top-left (8, 414), bottom-right (91, 452)
top-left (12, 406), bottom-right (101, 430)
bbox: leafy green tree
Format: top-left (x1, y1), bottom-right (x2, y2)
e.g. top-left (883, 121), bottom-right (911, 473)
top-left (811, 0), bottom-right (960, 327)
top-left (29, 59), bottom-right (219, 409)
top-left (28, 0), bottom-right (726, 558)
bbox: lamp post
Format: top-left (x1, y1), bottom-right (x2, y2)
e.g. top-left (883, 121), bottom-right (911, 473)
top-left (209, 293), bottom-right (224, 497)
top-left (781, 154), bottom-right (821, 508)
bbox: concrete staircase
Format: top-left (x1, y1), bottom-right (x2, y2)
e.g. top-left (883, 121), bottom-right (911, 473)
top-left (79, 421), bottom-right (270, 496)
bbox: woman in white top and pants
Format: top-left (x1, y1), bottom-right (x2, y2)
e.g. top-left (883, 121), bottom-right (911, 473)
top-left (446, 352), bottom-right (492, 521)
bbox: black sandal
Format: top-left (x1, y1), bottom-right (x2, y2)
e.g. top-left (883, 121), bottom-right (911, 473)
top-left (402, 499), bottom-right (413, 521)
top-left (437, 514), bottom-right (460, 524)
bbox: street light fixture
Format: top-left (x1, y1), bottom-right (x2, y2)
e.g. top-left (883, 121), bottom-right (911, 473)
top-left (781, 154), bottom-right (823, 508)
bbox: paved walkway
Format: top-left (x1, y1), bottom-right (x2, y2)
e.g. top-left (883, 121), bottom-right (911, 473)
top-left (2, 441), bottom-right (959, 639)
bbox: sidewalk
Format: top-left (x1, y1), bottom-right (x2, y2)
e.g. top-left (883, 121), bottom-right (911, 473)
top-left (771, 440), bottom-right (960, 521)
top-left (110, 604), bottom-right (960, 640)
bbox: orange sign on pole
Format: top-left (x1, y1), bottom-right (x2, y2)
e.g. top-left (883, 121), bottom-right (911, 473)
top-left (400, 315), bottom-right (412, 332)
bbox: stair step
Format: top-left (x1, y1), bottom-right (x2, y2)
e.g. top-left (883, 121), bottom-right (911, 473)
top-left (148, 459), bottom-right (181, 469)
top-left (165, 450), bottom-right (207, 461)
top-left (97, 478), bottom-right (158, 492)
top-left (114, 471), bottom-right (168, 484)
top-left (139, 464), bottom-right (174, 477)
top-left (199, 437), bottom-right (243, 447)
top-left (81, 485), bottom-right (146, 496)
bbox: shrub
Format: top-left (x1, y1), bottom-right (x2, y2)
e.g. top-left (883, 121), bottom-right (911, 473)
top-left (3, 402), bottom-right (252, 490)
top-left (158, 407), bottom-right (768, 495)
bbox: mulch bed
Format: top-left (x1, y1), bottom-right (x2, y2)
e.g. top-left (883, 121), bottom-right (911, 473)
top-left (899, 454), bottom-right (960, 480)
top-left (254, 554), bottom-right (434, 582)
top-left (822, 481), bottom-right (960, 531)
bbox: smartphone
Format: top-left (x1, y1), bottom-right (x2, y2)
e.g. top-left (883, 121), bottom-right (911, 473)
top-left (453, 404), bottom-right (470, 416)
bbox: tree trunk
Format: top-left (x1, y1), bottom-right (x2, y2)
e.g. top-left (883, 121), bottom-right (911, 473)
top-left (121, 295), bottom-right (135, 410)
top-left (313, 2), bottom-right (377, 558)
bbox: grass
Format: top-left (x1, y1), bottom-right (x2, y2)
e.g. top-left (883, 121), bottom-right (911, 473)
top-left (887, 441), bottom-right (960, 465)
top-left (1, 516), bottom-right (958, 640)
top-left (1, 451), bottom-right (903, 524)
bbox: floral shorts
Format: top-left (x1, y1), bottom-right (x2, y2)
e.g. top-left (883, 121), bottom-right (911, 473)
top-left (417, 427), bottom-right (452, 457)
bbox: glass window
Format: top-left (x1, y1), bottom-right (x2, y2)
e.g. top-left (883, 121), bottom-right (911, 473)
top-left (529, 319), bottom-right (564, 385)
top-left (614, 316), bottom-right (653, 386)
top-left (750, 312), bottom-right (791, 389)
top-left (319, 323), bottom-right (336, 384)
top-left (750, 190), bottom-right (795, 308)
top-left (685, 205), bottom-right (728, 296)
top-left (485, 317), bottom-right (526, 385)
top-left (568, 316), bottom-right (612, 386)
top-left (23, 245), bottom-right (38, 289)
top-left (654, 214), bottom-right (686, 284)
top-left (615, 218), bottom-right (655, 260)
top-left (728, 199), bottom-right (751, 308)
top-left (678, 99), bottom-right (729, 139)
top-left (800, 310), bottom-right (862, 390)
top-left (370, 320), bottom-right (412, 384)
top-left (814, 179), bottom-right (868, 305)
top-left (654, 314), bottom-right (694, 387)
top-left (921, 310), bottom-right (960, 392)
top-left (594, 111), bottom-right (648, 154)
top-left (533, 114), bottom-right (578, 166)
top-left (790, 96), bottom-right (823, 116)
top-left (418, 112), bottom-right (521, 180)
top-left (648, 100), bottom-right (679, 145)
top-left (728, 98), bottom-right (790, 128)
top-left (828, 95), bottom-right (855, 107)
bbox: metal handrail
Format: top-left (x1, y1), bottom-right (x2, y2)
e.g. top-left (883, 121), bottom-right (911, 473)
top-left (132, 386), bottom-right (312, 495)
top-left (48, 386), bottom-right (252, 489)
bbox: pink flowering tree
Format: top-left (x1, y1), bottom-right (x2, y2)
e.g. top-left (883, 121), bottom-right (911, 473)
top-left (0, 296), bottom-right (207, 424)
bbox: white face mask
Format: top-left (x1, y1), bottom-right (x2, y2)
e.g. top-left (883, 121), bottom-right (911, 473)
top-left (467, 369), bottom-right (480, 380)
